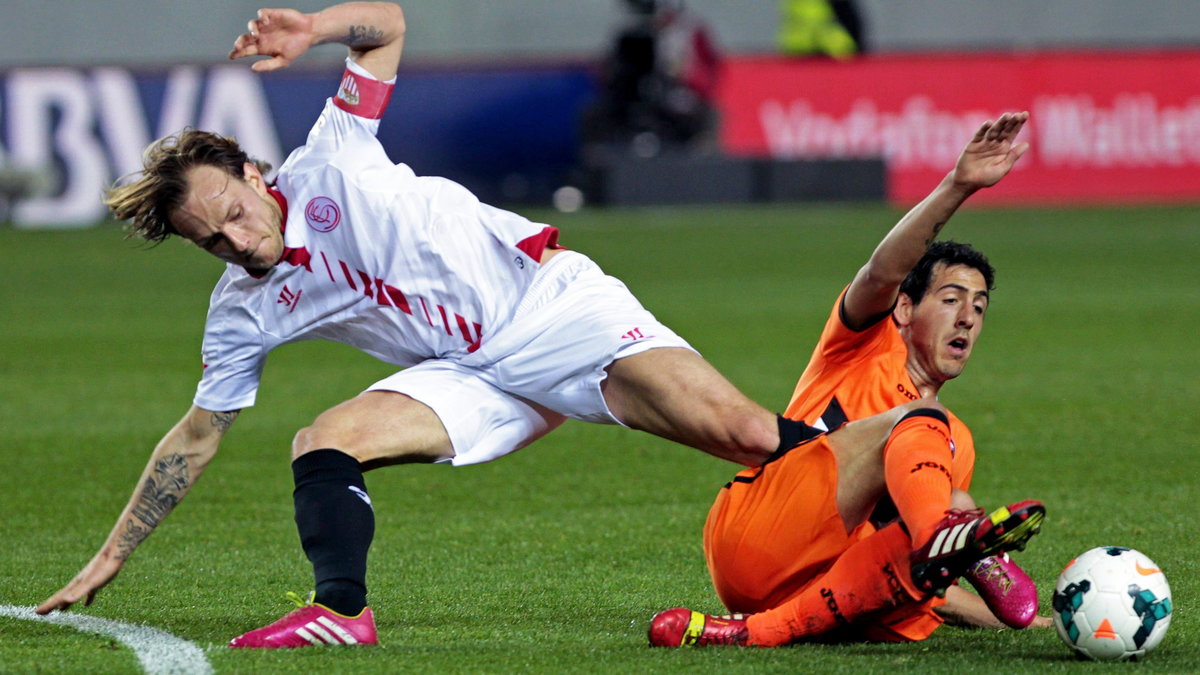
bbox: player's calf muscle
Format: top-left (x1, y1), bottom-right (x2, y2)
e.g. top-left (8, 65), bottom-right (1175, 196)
top-left (706, 407), bottom-right (777, 460)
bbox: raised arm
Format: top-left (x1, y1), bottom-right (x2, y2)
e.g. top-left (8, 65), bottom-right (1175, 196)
top-left (36, 406), bottom-right (237, 614)
top-left (229, 2), bottom-right (406, 81)
top-left (841, 112), bottom-right (1030, 330)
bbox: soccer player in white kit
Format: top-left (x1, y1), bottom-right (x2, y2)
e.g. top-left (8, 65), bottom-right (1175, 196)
top-left (37, 2), bottom-right (820, 648)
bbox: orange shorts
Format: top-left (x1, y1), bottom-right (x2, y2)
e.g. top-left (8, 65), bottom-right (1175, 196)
top-left (703, 434), bottom-right (946, 641)
top-left (704, 435), bottom-right (862, 613)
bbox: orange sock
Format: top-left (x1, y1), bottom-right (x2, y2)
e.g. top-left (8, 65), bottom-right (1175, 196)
top-left (745, 523), bottom-right (921, 646)
top-left (883, 409), bottom-right (954, 547)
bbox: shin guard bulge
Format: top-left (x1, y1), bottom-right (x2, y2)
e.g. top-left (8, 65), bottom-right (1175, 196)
top-left (745, 523), bottom-right (921, 646)
top-left (883, 409), bottom-right (954, 547)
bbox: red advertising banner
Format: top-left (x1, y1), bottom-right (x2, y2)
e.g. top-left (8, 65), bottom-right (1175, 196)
top-left (718, 51), bottom-right (1200, 204)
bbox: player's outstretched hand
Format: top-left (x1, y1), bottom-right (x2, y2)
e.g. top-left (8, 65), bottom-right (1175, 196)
top-left (229, 8), bottom-right (316, 72)
top-left (952, 111), bottom-right (1031, 191)
top-left (35, 553), bottom-right (123, 614)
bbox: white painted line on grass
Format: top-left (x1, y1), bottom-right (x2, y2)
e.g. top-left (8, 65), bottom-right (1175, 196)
top-left (0, 605), bottom-right (212, 675)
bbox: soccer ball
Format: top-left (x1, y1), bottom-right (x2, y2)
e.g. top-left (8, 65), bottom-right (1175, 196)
top-left (1052, 546), bottom-right (1173, 661)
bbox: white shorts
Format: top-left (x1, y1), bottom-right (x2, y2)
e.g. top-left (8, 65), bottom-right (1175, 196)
top-left (367, 251), bottom-right (695, 466)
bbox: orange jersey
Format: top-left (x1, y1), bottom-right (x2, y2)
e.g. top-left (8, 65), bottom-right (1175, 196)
top-left (786, 286), bottom-right (976, 493)
top-left (783, 286), bottom-right (978, 641)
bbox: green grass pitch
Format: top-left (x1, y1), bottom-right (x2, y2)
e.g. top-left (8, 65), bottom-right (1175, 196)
top-left (1, 203), bottom-right (1197, 672)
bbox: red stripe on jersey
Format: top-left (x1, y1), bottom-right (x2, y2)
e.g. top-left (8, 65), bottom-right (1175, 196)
top-left (382, 283), bottom-right (413, 315)
top-left (455, 314), bottom-right (483, 352)
top-left (251, 246), bottom-right (309, 279)
top-left (455, 313), bottom-right (473, 342)
top-left (419, 298), bottom-right (435, 326)
top-left (280, 247), bottom-right (311, 271)
top-left (356, 270), bottom-right (375, 299)
top-left (515, 226), bottom-right (561, 262)
top-left (468, 321), bottom-right (483, 353)
top-left (332, 68), bottom-right (394, 120)
top-left (319, 252), bottom-right (337, 282)
top-left (374, 279), bottom-right (392, 307)
top-left (339, 261), bottom-right (358, 290)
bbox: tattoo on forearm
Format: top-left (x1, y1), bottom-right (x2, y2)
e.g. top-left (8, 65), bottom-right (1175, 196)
top-left (116, 454), bottom-right (191, 560)
top-left (346, 25), bottom-right (385, 47)
top-left (210, 410), bottom-right (238, 433)
top-left (116, 520), bottom-right (150, 561)
top-left (926, 220), bottom-right (948, 246)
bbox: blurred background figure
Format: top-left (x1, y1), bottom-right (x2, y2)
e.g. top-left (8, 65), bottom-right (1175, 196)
top-left (582, 0), bottom-right (722, 157)
top-left (778, 0), bottom-right (866, 58)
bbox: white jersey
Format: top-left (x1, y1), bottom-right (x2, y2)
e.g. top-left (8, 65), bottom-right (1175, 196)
top-left (194, 67), bottom-right (558, 412)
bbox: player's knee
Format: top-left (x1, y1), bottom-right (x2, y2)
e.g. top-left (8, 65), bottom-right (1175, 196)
top-left (293, 409), bottom-right (452, 466)
top-left (902, 398), bottom-right (947, 419)
top-left (292, 420), bottom-right (354, 461)
top-left (892, 404), bottom-right (950, 437)
top-left (291, 424), bottom-right (323, 461)
top-left (950, 489), bottom-right (976, 511)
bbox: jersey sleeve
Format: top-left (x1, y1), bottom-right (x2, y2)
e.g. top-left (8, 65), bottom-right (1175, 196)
top-left (785, 286), bottom-right (903, 421)
top-left (193, 279), bottom-right (268, 412)
top-left (294, 59), bottom-right (393, 154)
top-left (332, 57), bottom-right (396, 121)
top-left (815, 285), bottom-right (895, 363)
top-left (283, 58), bottom-right (396, 171)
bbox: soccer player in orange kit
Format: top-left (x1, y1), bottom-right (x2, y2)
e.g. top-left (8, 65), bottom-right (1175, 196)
top-left (650, 113), bottom-right (1049, 647)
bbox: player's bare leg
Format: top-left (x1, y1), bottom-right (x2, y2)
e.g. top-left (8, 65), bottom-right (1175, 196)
top-left (231, 392), bottom-right (453, 648)
top-left (293, 390), bottom-right (454, 467)
top-left (602, 347), bottom-right (787, 467)
top-left (820, 403), bottom-right (930, 531)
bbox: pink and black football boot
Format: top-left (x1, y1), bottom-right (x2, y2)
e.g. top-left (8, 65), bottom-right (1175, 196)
top-left (910, 499), bottom-right (1046, 597)
top-left (229, 593), bottom-right (378, 648)
top-left (965, 552), bottom-right (1039, 628)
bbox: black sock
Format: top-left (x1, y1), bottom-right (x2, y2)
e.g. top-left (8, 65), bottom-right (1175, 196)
top-left (292, 449), bottom-right (374, 616)
top-left (772, 415), bottom-right (821, 460)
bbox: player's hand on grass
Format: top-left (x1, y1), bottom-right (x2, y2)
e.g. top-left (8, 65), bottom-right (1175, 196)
top-left (229, 8), bottom-right (316, 72)
top-left (36, 552), bottom-right (123, 614)
top-left (952, 111), bottom-right (1031, 192)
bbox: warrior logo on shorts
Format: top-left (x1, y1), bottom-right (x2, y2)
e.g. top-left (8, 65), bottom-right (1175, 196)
top-left (306, 196), bottom-right (342, 232)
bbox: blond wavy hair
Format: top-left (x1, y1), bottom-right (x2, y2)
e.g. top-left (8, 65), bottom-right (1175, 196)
top-left (106, 130), bottom-right (271, 243)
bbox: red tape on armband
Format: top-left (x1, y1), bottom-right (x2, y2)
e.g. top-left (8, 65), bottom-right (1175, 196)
top-left (333, 68), bottom-right (394, 120)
